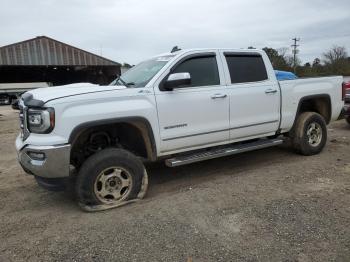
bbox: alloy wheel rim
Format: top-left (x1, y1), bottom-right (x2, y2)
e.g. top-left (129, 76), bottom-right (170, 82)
top-left (94, 166), bottom-right (132, 204)
top-left (306, 122), bottom-right (322, 147)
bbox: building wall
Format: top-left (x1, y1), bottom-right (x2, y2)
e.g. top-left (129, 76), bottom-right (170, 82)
top-left (0, 36), bottom-right (119, 67)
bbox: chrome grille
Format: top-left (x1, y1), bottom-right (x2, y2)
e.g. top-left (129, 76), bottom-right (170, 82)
top-left (18, 100), bottom-right (29, 140)
top-left (19, 107), bottom-right (24, 130)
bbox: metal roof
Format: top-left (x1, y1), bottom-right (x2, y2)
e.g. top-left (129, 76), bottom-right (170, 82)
top-left (0, 36), bottom-right (120, 66)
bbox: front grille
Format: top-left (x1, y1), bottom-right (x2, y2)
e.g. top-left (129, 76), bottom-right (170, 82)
top-left (19, 106), bottom-right (24, 131)
top-left (19, 101), bottom-right (29, 140)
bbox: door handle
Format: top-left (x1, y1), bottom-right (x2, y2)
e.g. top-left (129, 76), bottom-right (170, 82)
top-left (265, 89), bottom-right (278, 94)
top-left (138, 89), bottom-right (151, 94)
top-left (211, 94), bottom-right (227, 99)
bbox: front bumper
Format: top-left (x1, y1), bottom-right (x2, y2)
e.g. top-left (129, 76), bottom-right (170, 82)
top-left (16, 137), bottom-right (71, 178)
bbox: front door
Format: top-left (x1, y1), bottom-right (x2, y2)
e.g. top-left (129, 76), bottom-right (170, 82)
top-left (155, 52), bottom-right (230, 154)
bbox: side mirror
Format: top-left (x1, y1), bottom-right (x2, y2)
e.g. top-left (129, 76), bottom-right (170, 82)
top-left (163, 72), bottom-right (191, 90)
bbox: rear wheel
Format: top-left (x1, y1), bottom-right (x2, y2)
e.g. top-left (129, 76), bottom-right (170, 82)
top-left (76, 148), bottom-right (145, 206)
top-left (291, 112), bottom-right (327, 155)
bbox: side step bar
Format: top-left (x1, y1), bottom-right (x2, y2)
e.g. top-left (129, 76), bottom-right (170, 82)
top-left (165, 138), bottom-right (284, 167)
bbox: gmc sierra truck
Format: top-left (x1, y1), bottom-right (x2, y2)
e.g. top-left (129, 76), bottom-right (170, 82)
top-left (15, 48), bottom-right (345, 211)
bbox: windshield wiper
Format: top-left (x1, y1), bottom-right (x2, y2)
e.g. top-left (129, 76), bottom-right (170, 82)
top-left (114, 76), bottom-right (128, 87)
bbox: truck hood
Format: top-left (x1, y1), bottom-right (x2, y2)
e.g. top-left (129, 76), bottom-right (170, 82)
top-left (26, 83), bottom-right (126, 104)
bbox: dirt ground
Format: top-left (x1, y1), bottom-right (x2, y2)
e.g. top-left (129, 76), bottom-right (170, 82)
top-left (0, 105), bottom-right (349, 262)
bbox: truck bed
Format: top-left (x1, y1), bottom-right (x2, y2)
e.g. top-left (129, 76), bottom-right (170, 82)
top-left (278, 76), bottom-right (344, 132)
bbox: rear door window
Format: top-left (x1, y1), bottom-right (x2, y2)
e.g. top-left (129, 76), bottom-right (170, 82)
top-left (225, 54), bottom-right (268, 84)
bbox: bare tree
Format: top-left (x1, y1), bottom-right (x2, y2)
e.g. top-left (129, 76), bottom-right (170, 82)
top-left (277, 47), bottom-right (288, 58)
top-left (323, 46), bottom-right (348, 64)
top-left (277, 47), bottom-right (301, 68)
top-left (285, 55), bottom-right (301, 68)
top-left (323, 45), bottom-right (349, 74)
top-left (323, 45), bottom-right (348, 64)
top-left (263, 47), bottom-right (294, 71)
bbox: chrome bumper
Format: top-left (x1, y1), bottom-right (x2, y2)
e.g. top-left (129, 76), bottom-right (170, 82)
top-left (17, 141), bottom-right (71, 178)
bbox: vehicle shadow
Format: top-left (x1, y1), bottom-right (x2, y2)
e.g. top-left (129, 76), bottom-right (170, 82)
top-left (333, 121), bottom-right (350, 130)
top-left (50, 144), bottom-right (296, 210)
top-left (144, 144), bottom-right (296, 198)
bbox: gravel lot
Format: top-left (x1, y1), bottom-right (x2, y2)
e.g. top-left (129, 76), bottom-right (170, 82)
top-left (0, 105), bottom-right (350, 262)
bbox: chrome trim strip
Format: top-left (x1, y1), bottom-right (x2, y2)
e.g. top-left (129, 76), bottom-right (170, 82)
top-left (230, 120), bottom-right (279, 130)
top-left (162, 120), bottom-right (279, 141)
top-left (160, 138), bottom-right (229, 153)
top-left (163, 128), bottom-right (229, 141)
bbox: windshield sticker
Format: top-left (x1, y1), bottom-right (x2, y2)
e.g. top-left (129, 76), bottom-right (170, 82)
top-left (156, 56), bottom-right (174, 62)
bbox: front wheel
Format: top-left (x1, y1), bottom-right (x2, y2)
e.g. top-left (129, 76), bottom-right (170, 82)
top-left (291, 112), bottom-right (327, 156)
top-left (75, 148), bottom-right (145, 207)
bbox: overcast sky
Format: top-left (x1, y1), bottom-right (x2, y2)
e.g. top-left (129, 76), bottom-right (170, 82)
top-left (0, 0), bottom-right (349, 65)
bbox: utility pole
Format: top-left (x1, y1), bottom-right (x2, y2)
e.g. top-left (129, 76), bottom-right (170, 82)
top-left (291, 37), bottom-right (300, 73)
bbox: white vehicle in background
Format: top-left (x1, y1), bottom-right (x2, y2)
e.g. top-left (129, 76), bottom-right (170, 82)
top-left (15, 48), bottom-right (345, 211)
top-left (0, 82), bottom-right (51, 105)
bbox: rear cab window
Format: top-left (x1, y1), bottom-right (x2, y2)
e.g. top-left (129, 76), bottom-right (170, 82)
top-left (224, 52), bottom-right (268, 84)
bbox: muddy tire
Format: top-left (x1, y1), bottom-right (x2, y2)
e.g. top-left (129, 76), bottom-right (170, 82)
top-left (291, 112), bottom-right (327, 156)
top-left (76, 148), bottom-right (145, 206)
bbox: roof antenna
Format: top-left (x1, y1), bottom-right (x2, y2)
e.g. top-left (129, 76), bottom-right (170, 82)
top-left (171, 46), bottom-right (181, 53)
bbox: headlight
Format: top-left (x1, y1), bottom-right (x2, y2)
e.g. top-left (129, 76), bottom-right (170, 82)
top-left (27, 108), bottom-right (55, 133)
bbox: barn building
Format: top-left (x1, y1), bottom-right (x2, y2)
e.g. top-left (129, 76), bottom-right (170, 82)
top-left (0, 36), bottom-right (121, 85)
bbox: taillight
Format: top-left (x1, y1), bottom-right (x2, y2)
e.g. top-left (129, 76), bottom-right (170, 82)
top-left (343, 82), bottom-right (350, 101)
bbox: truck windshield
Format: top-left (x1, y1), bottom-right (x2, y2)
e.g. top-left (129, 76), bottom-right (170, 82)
top-left (110, 55), bottom-right (174, 88)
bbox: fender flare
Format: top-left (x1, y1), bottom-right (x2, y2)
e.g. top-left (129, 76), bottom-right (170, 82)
top-left (68, 117), bottom-right (157, 161)
top-left (291, 94), bottom-right (332, 128)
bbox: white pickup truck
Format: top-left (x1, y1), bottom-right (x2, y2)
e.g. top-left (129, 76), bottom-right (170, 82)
top-left (15, 48), bottom-right (345, 210)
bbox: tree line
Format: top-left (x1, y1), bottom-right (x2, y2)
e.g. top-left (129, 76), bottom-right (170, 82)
top-left (262, 46), bottom-right (350, 77)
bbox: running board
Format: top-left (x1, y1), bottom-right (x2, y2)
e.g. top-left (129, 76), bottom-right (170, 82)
top-left (165, 138), bottom-right (284, 167)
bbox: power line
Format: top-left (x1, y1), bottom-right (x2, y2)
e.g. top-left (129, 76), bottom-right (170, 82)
top-left (291, 37), bottom-right (300, 73)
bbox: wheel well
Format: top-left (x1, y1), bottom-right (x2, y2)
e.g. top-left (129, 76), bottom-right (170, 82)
top-left (70, 120), bottom-right (156, 168)
top-left (297, 96), bottom-right (331, 124)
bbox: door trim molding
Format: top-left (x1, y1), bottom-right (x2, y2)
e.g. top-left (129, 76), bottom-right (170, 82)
top-left (162, 120), bottom-right (279, 141)
top-left (230, 120), bottom-right (278, 130)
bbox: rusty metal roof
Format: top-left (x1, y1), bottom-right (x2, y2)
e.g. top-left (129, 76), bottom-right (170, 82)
top-left (0, 36), bottom-right (120, 66)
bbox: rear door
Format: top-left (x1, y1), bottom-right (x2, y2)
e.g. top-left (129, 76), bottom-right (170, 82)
top-left (154, 51), bottom-right (230, 154)
top-left (221, 51), bottom-right (281, 140)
